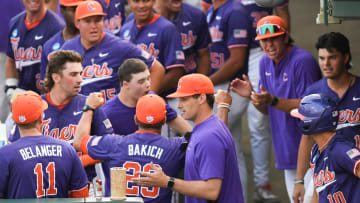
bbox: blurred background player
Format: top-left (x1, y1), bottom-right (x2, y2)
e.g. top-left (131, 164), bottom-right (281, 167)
top-left (61, 0), bottom-right (165, 100)
top-left (5, 0), bottom-right (64, 97)
top-left (0, 91), bottom-right (88, 198)
top-left (0, 0), bottom-right (24, 123)
top-left (153, 0), bottom-right (211, 76)
top-left (74, 93), bottom-right (186, 202)
top-left (102, 58), bottom-right (192, 135)
top-left (230, 15), bottom-right (321, 202)
top-left (119, 0), bottom-right (185, 97)
top-left (95, 0), bottom-right (125, 36)
top-left (291, 94), bottom-right (360, 203)
top-left (294, 32), bottom-right (360, 202)
top-left (134, 74), bottom-right (244, 203)
top-left (40, 0), bottom-right (83, 82)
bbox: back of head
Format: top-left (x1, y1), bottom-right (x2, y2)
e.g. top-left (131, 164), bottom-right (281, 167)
top-left (316, 32), bottom-right (352, 69)
top-left (136, 94), bottom-right (166, 129)
top-left (291, 94), bottom-right (338, 135)
top-left (118, 58), bottom-right (148, 86)
top-left (12, 91), bottom-right (48, 128)
top-left (44, 50), bottom-right (83, 92)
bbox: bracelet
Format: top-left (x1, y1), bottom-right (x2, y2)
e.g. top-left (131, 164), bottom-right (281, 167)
top-left (294, 179), bottom-right (304, 185)
top-left (217, 103), bottom-right (231, 111)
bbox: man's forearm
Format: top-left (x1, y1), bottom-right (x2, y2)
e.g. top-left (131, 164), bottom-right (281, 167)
top-left (74, 111), bottom-right (93, 151)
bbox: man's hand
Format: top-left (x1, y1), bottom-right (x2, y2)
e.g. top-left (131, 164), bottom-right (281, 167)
top-left (250, 85), bottom-right (273, 107)
top-left (292, 184), bottom-right (305, 203)
top-left (132, 162), bottom-right (169, 188)
top-left (86, 93), bottom-right (105, 109)
top-left (230, 74), bottom-right (253, 98)
top-left (215, 90), bottom-right (232, 106)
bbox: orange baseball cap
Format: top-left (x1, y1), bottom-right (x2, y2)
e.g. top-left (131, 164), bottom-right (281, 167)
top-left (60, 0), bottom-right (84, 7)
top-left (255, 15), bottom-right (288, 41)
top-left (12, 91), bottom-right (48, 124)
top-left (75, 1), bottom-right (107, 21)
top-left (136, 94), bottom-right (166, 125)
top-left (167, 73), bottom-right (214, 98)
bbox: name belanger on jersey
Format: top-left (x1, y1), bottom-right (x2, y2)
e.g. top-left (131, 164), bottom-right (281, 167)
top-left (19, 144), bottom-right (63, 161)
top-left (128, 144), bottom-right (164, 160)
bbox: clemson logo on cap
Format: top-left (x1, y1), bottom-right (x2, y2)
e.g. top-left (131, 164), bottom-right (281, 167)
top-left (264, 21), bottom-right (271, 24)
top-left (87, 2), bottom-right (96, 10)
top-left (146, 116), bottom-right (154, 123)
top-left (19, 116), bottom-right (26, 123)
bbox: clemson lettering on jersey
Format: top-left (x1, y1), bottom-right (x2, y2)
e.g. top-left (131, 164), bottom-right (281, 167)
top-left (82, 62), bottom-right (113, 79)
top-left (104, 14), bottom-right (122, 34)
top-left (337, 108), bottom-right (360, 129)
top-left (19, 145), bottom-right (63, 160)
top-left (42, 118), bottom-right (77, 142)
top-left (314, 166), bottom-right (335, 189)
top-left (11, 37), bottom-right (42, 67)
top-left (209, 26), bottom-right (223, 43)
top-left (137, 43), bottom-right (159, 57)
top-left (181, 31), bottom-right (196, 50)
top-left (128, 144), bottom-right (164, 159)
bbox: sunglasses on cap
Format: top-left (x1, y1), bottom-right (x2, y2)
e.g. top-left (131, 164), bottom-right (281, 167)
top-left (256, 24), bottom-right (286, 35)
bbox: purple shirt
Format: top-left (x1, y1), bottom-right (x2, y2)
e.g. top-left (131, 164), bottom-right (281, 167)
top-left (86, 132), bottom-right (185, 202)
top-left (311, 135), bottom-right (360, 203)
top-left (103, 92), bottom-right (177, 135)
top-left (96, 0), bottom-right (125, 36)
top-left (206, 1), bottom-right (250, 79)
top-left (259, 46), bottom-right (321, 169)
top-left (40, 31), bottom-right (65, 80)
top-left (305, 76), bottom-right (360, 149)
top-left (7, 9), bottom-right (64, 93)
top-left (0, 136), bottom-right (88, 198)
top-left (172, 3), bottom-right (211, 74)
top-left (185, 115), bottom-right (244, 203)
top-left (0, 0), bottom-right (24, 52)
top-left (120, 14), bottom-right (184, 71)
top-left (61, 33), bottom-right (155, 101)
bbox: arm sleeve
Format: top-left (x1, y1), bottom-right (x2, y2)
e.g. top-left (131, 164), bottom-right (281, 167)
top-left (226, 7), bottom-right (251, 48)
top-left (333, 144), bottom-right (360, 176)
top-left (87, 135), bottom-right (123, 161)
top-left (69, 146), bottom-right (89, 192)
top-left (161, 25), bottom-right (185, 69)
top-left (91, 107), bottom-right (114, 135)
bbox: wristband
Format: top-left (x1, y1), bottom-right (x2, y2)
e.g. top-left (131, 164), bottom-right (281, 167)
top-left (167, 177), bottom-right (175, 189)
top-left (294, 179), bottom-right (304, 185)
top-left (271, 96), bottom-right (279, 106)
top-left (82, 105), bottom-right (95, 112)
top-left (217, 102), bottom-right (231, 111)
top-left (5, 78), bottom-right (19, 93)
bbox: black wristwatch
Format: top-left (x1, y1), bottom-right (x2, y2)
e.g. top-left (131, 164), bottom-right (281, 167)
top-left (167, 177), bottom-right (175, 189)
top-left (82, 105), bottom-right (95, 112)
top-left (270, 96), bottom-right (279, 106)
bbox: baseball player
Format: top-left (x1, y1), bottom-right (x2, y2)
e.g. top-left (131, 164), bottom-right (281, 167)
top-left (133, 74), bottom-right (244, 203)
top-left (291, 93), bottom-right (360, 203)
top-left (230, 15), bottom-right (321, 202)
top-left (154, 0), bottom-right (211, 75)
top-left (8, 50), bottom-right (113, 185)
top-left (95, 0), bottom-right (125, 36)
top-left (102, 58), bottom-right (192, 135)
top-left (119, 0), bottom-right (184, 96)
top-left (40, 0), bottom-right (83, 81)
top-left (73, 94), bottom-right (186, 202)
top-left (294, 32), bottom-right (360, 202)
top-left (61, 0), bottom-right (165, 101)
top-left (0, 91), bottom-right (88, 198)
top-left (5, 0), bottom-right (64, 96)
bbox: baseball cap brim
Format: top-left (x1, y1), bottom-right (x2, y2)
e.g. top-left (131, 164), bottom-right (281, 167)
top-left (167, 91), bottom-right (196, 98)
top-left (290, 109), bottom-right (306, 120)
top-left (77, 12), bottom-right (107, 20)
top-left (255, 31), bottom-right (285, 41)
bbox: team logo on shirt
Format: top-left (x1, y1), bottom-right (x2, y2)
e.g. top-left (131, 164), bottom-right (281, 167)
top-left (82, 62), bottom-right (113, 79)
top-left (10, 36), bottom-right (42, 68)
top-left (52, 42), bottom-right (61, 51)
top-left (181, 31), bottom-right (196, 50)
top-left (138, 43), bottom-right (159, 57)
top-left (42, 118), bottom-right (77, 142)
top-left (209, 25), bottom-right (223, 43)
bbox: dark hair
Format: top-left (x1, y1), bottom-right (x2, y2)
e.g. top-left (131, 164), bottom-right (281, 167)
top-left (17, 119), bottom-right (40, 130)
top-left (136, 118), bottom-right (165, 129)
top-left (43, 50), bottom-right (83, 92)
top-left (192, 94), bottom-right (214, 108)
top-left (316, 32), bottom-right (352, 69)
top-left (118, 58), bottom-right (148, 86)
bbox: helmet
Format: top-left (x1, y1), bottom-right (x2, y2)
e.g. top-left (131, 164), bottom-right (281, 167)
top-left (290, 94), bottom-right (338, 135)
